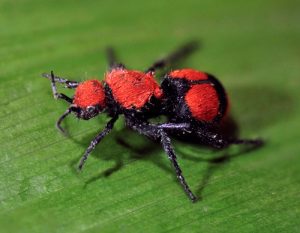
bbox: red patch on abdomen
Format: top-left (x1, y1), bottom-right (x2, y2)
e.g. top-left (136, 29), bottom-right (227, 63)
top-left (73, 80), bottom-right (105, 108)
top-left (170, 69), bottom-right (208, 81)
top-left (185, 84), bottom-right (219, 122)
top-left (105, 69), bottom-right (163, 109)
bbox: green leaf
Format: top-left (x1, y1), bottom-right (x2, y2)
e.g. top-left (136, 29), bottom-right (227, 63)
top-left (0, 0), bottom-right (299, 232)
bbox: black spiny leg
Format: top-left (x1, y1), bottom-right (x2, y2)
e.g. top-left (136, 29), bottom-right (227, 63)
top-left (156, 122), bottom-right (191, 130)
top-left (125, 118), bottom-right (197, 202)
top-left (228, 138), bottom-right (263, 147)
top-left (146, 40), bottom-right (200, 73)
top-left (106, 47), bottom-right (117, 69)
top-left (106, 47), bottom-right (125, 70)
top-left (195, 128), bottom-right (263, 149)
top-left (42, 72), bottom-right (79, 88)
top-left (78, 115), bottom-right (119, 170)
top-left (56, 106), bottom-right (78, 135)
top-left (160, 130), bottom-right (197, 202)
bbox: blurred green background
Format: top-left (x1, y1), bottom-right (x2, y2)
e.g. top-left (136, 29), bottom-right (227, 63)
top-left (0, 0), bottom-right (299, 232)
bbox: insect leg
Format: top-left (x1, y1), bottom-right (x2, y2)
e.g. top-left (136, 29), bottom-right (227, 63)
top-left (160, 130), bottom-right (197, 202)
top-left (146, 40), bottom-right (200, 73)
top-left (125, 118), bottom-right (191, 139)
top-left (105, 47), bottom-right (125, 70)
top-left (228, 138), bottom-right (263, 147)
top-left (155, 122), bottom-right (191, 129)
top-left (56, 106), bottom-right (78, 135)
top-left (125, 118), bottom-right (197, 202)
top-left (78, 115), bottom-right (119, 170)
top-left (196, 128), bottom-right (263, 149)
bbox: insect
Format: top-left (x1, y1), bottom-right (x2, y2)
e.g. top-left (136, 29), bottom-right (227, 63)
top-left (42, 42), bottom-right (262, 202)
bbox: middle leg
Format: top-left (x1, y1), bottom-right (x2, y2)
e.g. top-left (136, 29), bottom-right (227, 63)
top-left (146, 41), bottom-right (199, 73)
top-left (159, 130), bottom-right (197, 202)
top-left (105, 47), bottom-right (125, 70)
top-left (126, 118), bottom-right (197, 202)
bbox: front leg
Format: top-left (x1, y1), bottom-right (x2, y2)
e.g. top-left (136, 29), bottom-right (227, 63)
top-left (78, 115), bottom-right (119, 170)
top-left (56, 105), bottom-right (79, 135)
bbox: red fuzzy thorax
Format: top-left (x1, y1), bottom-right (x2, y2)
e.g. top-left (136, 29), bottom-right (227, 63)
top-left (105, 69), bottom-right (163, 109)
top-left (170, 69), bottom-right (208, 81)
top-left (73, 80), bottom-right (105, 108)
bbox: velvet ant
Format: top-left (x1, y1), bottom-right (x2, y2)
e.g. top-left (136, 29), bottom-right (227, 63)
top-left (42, 42), bottom-right (262, 202)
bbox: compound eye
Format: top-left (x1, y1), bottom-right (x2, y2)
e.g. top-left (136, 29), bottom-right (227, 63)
top-left (87, 106), bottom-right (96, 113)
